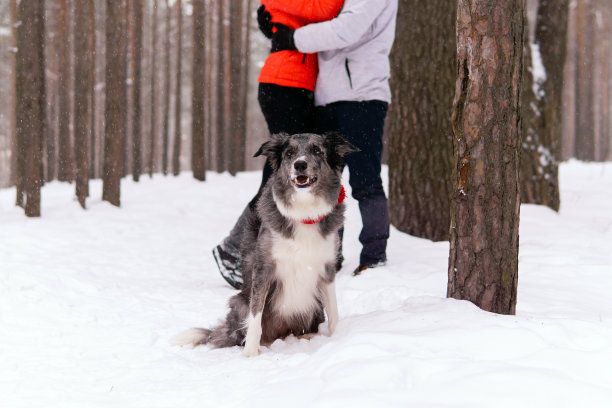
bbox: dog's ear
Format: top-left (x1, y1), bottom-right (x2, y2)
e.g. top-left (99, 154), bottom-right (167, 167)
top-left (323, 131), bottom-right (359, 170)
top-left (254, 132), bottom-right (291, 170)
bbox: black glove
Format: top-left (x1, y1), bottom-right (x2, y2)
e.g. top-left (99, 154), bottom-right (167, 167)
top-left (271, 23), bottom-right (296, 52)
top-left (257, 5), bottom-right (274, 39)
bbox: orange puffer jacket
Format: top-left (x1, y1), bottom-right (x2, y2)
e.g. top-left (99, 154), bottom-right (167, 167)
top-left (257, 0), bottom-right (344, 91)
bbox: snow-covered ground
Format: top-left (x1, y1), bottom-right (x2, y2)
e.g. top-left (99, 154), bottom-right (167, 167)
top-left (1, 161), bottom-right (611, 407)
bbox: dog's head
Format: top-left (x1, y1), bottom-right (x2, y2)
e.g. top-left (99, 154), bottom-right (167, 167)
top-left (254, 132), bottom-right (359, 189)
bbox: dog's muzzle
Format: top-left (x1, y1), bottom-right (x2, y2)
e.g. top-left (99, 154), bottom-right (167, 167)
top-left (292, 160), bottom-right (317, 188)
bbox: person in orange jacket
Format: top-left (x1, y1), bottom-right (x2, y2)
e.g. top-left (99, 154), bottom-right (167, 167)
top-left (213, 0), bottom-right (344, 289)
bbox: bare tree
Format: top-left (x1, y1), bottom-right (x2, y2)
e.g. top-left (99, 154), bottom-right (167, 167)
top-left (57, 0), bottom-right (73, 182)
top-left (228, 0), bottom-right (246, 175)
top-left (172, 0), bottom-right (183, 176)
top-left (388, 0), bottom-right (456, 242)
top-left (448, 0), bottom-right (523, 315)
top-left (103, 0), bottom-right (127, 206)
top-left (74, 0), bottom-right (92, 208)
top-left (9, 0), bottom-right (18, 187)
top-left (216, 0), bottom-right (227, 172)
top-left (15, 0), bottom-right (46, 216)
top-left (149, 0), bottom-right (159, 177)
top-left (191, 0), bottom-right (206, 181)
top-left (161, 0), bottom-right (171, 175)
top-left (131, 0), bottom-right (144, 181)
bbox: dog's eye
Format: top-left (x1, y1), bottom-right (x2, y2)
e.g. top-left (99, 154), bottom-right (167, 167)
top-left (312, 146), bottom-right (322, 155)
top-left (286, 150), bottom-right (295, 159)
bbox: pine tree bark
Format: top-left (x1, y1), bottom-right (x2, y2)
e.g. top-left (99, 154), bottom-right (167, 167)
top-left (16, 0), bottom-right (46, 217)
top-left (9, 0), bottom-right (18, 188)
top-left (131, 0), bottom-right (144, 181)
top-left (103, 0), bottom-right (128, 206)
top-left (228, 0), bottom-right (246, 175)
top-left (387, 0), bottom-right (455, 242)
top-left (57, 0), bottom-right (73, 182)
top-left (216, 0), bottom-right (227, 172)
top-left (192, 0), bottom-right (207, 181)
top-left (89, 0), bottom-right (96, 179)
top-left (448, 0), bottom-right (523, 315)
top-left (74, 0), bottom-right (91, 208)
top-left (172, 0), bottom-right (183, 176)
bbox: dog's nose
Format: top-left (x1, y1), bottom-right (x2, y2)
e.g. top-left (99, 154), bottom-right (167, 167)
top-left (294, 160), bottom-right (307, 172)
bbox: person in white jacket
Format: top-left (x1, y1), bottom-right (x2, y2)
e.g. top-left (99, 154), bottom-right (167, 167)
top-left (270, 0), bottom-right (398, 274)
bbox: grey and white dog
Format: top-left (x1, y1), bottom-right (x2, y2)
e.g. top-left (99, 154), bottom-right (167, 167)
top-left (173, 132), bottom-right (358, 357)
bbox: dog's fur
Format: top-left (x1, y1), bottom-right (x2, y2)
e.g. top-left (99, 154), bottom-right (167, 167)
top-left (173, 132), bottom-right (358, 357)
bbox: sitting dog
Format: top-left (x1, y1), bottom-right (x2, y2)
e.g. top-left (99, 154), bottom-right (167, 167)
top-left (173, 132), bottom-right (358, 357)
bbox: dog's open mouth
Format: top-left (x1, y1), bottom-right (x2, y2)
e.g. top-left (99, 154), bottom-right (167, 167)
top-left (294, 175), bottom-right (317, 188)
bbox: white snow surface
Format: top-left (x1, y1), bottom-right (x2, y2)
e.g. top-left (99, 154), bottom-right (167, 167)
top-left (1, 161), bottom-right (612, 407)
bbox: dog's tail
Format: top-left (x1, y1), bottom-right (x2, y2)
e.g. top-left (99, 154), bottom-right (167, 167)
top-left (170, 328), bottom-right (212, 347)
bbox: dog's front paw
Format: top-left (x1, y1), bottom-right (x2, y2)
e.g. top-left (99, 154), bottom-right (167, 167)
top-left (242, 344), bottom-right (261, 357)
top-left (328, 318), bottom-right (338, 335)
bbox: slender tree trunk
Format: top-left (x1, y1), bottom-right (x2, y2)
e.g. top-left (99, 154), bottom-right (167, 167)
top-left (388, 0), bottom-right (455, 242)
top-left (9, 0), bottom-right (18, 188)
top-left (103, 0), bottom-right (127, 206)
top-left (172, 0), bottom-right (183, 176)
top-left (192, 0), bottom-right (207, 181)
top-left (216, 0), bottom-right (226, 172)
top-left (16, 0), bottom-right (46, 217)
top-left (149, 0), bottom-right (158, 177)
top-left (240, 0), bottom-right (252, 170)
top-left (574, 0), bottom-right (595, 160)
top-left (74, 0), bottom-right (91, 208)
top-left (89, 0), bottom-right (96, 179)
top-left (162, 0), bottom-right (171, 175)
top-left (57, 0), bottom-right (73, 182)
top-left (228, 0), bottom-right (245, 175)
top-left (132, 0), bottom-right (144, 181)
top-left (448, 0), bottom-right (523, 315)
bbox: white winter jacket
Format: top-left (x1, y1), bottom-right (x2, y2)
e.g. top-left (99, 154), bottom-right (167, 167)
top-left (293, 0), bottom-right (398, 107)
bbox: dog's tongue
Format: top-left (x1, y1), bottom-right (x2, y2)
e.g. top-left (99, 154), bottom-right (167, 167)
top-left (296, 176), bottom-right (309, 186)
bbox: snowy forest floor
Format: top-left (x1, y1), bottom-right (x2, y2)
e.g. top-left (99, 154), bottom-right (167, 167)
top-left (1, 161), bottom-right (612, 407)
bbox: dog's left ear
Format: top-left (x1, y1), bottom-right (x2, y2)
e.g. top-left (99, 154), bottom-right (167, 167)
top-left (254, 132), bottom-right (290, 170)
top-left (323, 132), bottom-right (359, 170)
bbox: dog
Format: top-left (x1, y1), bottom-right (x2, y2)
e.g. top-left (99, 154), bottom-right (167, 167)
top-left (173, 132), bottom-right (358, 357)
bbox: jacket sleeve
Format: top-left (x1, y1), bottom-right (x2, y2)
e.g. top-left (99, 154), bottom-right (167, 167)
top-left (293, 0), bottom-right (387, 53)
top-left (263, 0), bottom-right (344, 22)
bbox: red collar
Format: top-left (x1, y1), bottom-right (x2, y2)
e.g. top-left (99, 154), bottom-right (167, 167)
top-left (301, 185), bottom-right (346, 225)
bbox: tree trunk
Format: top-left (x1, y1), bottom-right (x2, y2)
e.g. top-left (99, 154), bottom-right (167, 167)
top-left (216, 0), bottom-right (227, 172)
top-left (89, 0), bottom-right (97, 179)
top-left (103, 0), bottom-right (128, 206)
top-left (228, 0), bottom-right (246, 175)
top-left (9, 0), bottom-right (18, 188)
top-left (387, 0), bottom-right (455, 242)
top-left (57, 0), bottom-right (73, 182)
top-left (162, 0), bottom-right (171, 175)
top-left (74, 0), bottom-right (91, 208)
top-left (520, 0), bottom-right (569, 211)
top-left (172, 0), bottom-right (183, 176)
top-left (192, 0), bottom-right (207, 181)
top-left (149, 0), bottom-right (158, 177)
top-left (131, 0), bottom-right (144, 181)
top-left (448, 0), bottom-right (523, 315)
top-left (16, 0), bottom-right (46, 217)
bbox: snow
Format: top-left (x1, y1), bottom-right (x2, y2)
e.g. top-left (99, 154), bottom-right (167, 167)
top-left (1, 161), bottom-right (612, 407)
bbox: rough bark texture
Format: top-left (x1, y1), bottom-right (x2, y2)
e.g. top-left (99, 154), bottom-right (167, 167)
top-left (228, 0), bottom-right (246, 175)
top-left (574, 0), bottom-right (595, 161)
top-left (448, 0), bottom-right (523, 315)
top-left (191, 0), bottom-right (207, 181)
top-left (103, 0), bottom-right (127, 207)
top-left (388, 0), bottom-right (456, 242)
top-left (149, 0), bottom-right (158, 178)
top-left (9, 0), bottom-right (18, 188)
top-left (520, 0), bottom-right (568, 211)
top-left (216, 0), bottom-right (227, 172)
top-left (74, 0), bottom-right (91, 208)
top-left (16, 0), bottom-right (46, 217)
top-left (161, 0), bottom-right (171, 175)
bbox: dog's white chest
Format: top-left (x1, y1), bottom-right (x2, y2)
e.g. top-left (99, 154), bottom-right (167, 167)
top-left (270, 224), bottom-right (335, 317)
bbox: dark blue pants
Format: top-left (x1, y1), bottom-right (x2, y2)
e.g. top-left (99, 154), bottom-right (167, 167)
top-left (315, 100), bottom-right (390, 266)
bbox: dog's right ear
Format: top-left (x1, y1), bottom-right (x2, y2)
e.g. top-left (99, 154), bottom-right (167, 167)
top-left (254, 132), bottom-right (290, 170)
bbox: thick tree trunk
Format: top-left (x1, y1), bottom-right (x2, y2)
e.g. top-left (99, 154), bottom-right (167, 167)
top-left (103, 0), bottom-right (127, 206)
top-left (172, 0), bottom-right (183, 176)
top-left (388, 0), bottom-right (455, 242)
top-left (192, 0), bottom-right (207, 181)
top-left (74, 0), bottom-right (91, 208)
top-left (448, 0), bottom-right (523, 315)
top-left (16, 0), bottom-right (46, 217)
